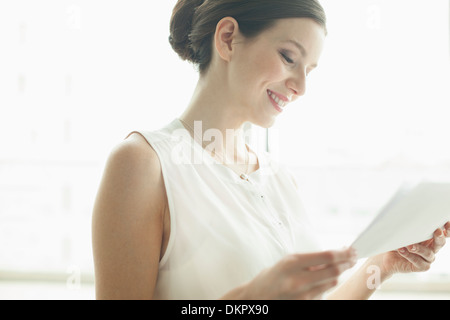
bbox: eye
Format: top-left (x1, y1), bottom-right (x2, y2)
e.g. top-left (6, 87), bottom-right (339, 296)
top-left (280, 51), bottom-right (294, 64)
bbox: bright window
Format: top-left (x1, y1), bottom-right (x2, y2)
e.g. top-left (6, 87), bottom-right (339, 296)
top-left (0, 0), bottom-right (193, 278)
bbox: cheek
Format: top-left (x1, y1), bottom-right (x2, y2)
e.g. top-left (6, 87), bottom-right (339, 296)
top-left (235, 54), bottom-right (286, 96)
top-left (252, 49), bottom-right (286, 82)
top-left (259, 64), bottom-right (284, 83)
top-left (261, 61), bottom-right (286, 86)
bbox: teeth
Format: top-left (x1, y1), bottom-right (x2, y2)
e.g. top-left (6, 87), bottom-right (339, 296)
top-left (268, 90), bottom-right (286, 108)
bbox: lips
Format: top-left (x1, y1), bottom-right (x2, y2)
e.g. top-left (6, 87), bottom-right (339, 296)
top-left (267, 89), bottom-right (289, 109)
top-left (267, 90), bottom-right (289, 107)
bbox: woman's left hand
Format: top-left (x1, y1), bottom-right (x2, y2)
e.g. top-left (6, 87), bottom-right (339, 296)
top-left (375, 222), bottom-right (450, 278)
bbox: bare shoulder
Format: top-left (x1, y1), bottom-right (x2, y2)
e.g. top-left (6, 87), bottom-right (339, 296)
top-left (114, 132), bottom-right (161, 174)
top-left (98, 131), bottom-right (166, 218)
top-left (92, 132), bottom-right (167, 299)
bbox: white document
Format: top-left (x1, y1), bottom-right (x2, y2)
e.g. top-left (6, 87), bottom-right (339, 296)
top-left (351, 181), bottom-right (450, 258)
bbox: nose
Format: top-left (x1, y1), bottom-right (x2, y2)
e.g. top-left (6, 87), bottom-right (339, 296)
top-left (286, 69), bottom-right (307, 99)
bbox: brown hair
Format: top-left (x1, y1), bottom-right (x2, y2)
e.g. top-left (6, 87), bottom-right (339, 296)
top-left (169, 0), bottom-right (327, 74)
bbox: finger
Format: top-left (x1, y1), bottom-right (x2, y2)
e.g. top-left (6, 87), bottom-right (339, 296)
top-left (406, 244), bottom-right (435, 263)
top-left (420, 228), bottom-right (447, 248)
top-left (444, 222), bottom-right (450, 238)
top-left (431, 228), bottom-right (446, 252)
top-left (287, 260), bottom-right (356, 299)
top-left (306, 260), bottom-right (356, 287)
top-left (293, 248), bottom-right (356, 269)
top-left (398, 248), bottom-right (432, 271)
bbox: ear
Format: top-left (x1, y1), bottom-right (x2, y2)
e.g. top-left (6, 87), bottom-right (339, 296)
top-left (214, 17), bottom-right (240, 63)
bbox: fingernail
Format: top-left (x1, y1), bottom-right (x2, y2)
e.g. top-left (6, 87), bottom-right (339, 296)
top-left (409, 245), bottom-right (416, 252)
top-left (399, 247), bottom-right (406, 253)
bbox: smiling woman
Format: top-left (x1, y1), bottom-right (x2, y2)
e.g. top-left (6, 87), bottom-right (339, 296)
top-left (91, 0), bottom-right (450, 300)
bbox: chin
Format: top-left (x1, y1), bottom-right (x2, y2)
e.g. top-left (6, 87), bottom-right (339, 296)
top-left (250, 116), bottom-right (277, 129)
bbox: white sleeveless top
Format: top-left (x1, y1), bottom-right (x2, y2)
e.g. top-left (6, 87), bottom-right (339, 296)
top-left (125, 119), bottom-right (321, 300)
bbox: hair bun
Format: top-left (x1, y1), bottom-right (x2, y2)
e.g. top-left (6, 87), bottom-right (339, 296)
top-left (169, 0), bottom-right (205, 63)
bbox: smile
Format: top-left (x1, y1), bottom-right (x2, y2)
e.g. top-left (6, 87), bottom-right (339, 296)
top-left (267, 90), bottom-right (287, 112)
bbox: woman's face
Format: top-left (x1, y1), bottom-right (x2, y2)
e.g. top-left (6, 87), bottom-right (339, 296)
top-left (229, 18), bottom-right (326, 128)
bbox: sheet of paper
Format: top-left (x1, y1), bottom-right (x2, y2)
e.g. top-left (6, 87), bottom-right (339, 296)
top-left (351, 181), bottom-right (450, 259)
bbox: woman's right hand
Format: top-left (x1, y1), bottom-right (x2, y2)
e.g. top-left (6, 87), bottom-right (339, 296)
top-left (225, 248), bottom-right (357, 300)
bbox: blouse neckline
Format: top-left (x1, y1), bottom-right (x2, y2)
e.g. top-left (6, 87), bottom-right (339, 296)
top-left (172, 118), bottom-right (271, 185)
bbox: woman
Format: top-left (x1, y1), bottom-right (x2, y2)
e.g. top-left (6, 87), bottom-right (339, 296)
top-left (92, 0), bottom-right (450, 300)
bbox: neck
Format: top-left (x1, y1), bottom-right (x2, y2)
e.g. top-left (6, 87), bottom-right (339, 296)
top-left (179, 75), bottom-right (251, 164)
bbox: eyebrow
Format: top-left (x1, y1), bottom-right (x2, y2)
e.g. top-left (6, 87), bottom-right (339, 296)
top-left (283, 40), bottom-right (307, 57)
top-left (282, 39), bottom-right (318, 69)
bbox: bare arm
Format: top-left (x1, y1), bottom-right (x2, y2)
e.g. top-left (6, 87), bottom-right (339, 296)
top-left (326, 256), bottom-right (391, 300)
top-left (92, 134), bottom-right (167, 299)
